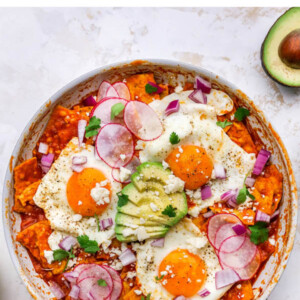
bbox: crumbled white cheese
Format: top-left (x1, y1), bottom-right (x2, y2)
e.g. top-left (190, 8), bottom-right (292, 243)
top-left (134, 290), bottom-right (142, 295)
top-left (150, 202), bottom-right (159, 212)
top-left (186, 237), bottom-right (207, 249)
top-left (140, 218), bottom-right (146, 224)
top-left (67, 258), bottom-right (77, 269)
top-left (86, 218), bottom-right (97, 227)
top-left (269, 238), bottom-right (275, 246)
top-left (126, 271), bottom-right (137, 279)
top-left (44, 250), bottom-right (54, 264)
top-left (78, 200), bottom-right (82, 206)
top-left (175, 85), bottom-right (183, 93)
top-left (164, 174), bottom-right (185, 194)
top-left (120, 154), bottom-right (126, 161)
top-left (162, 160), bottom-right (169, 169)
top-left (135, 140), bottom-right (145, 150)
top-left (90, 183), bottom-right (110, 205)
top-left (186, 189), bottom-right (201, 200)
top-left (110, 260), bottom-right (123, 271)
top-left (72, 214), bottom-right (82, 221)
top-left (122, 228), bottom-right (136, 237)
top-left (136, 227), bottom-right (150, 241)
top-left (178, 146), bottom-right (183, 153)
top-left (48, 231), bottom-right (64, 250)
top-left (119, 167), bottom-right (132, 182)
top-left (99, 180), bottom-right (108, 187)
top-left (160, 271), bottom-right (168, 276)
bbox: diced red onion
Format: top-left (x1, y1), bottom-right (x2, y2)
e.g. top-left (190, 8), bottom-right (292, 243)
top-left (78, 119), bottom-right (87, 148)
top-left (119, 248), bottom-right (136, 266)
top-left (59, 236), bottom-right (77, 251)
top-left (215, 269), bottom-right (240, 289)
top-left (194, 75), bottom-right (212, 94)
top-left (41, 153), bottom-right (54, 167)
top-left (165, 100), bottom-right (180, 116)
top-left (64, 271), bottom-right (79, 284)
top-left (203, 211), bottom-right (214, 218)
top-left (49, 281), bottom-right (65, 299)
top-left (198, 288), bottom-right (211, 297)
top-left (270, 209), bottom-right (280, 222)
top-left (72, 155), bottom-right (87, 165)
top-left (71, 164), bottom-right (84, 173)
top-left (227, 197), bottom-right (238, 208)
top-left (252, 149), bottom-right (271, 176)
top-left (38, 142), bottom-right (48, 154)
top-left (68, 284), bottom-right (80, 299)
top-left (245, 177), bottom-right (255, 188)
top-left (83, 95), bottom-right (97, 107)
top-left (232, 224), bottom-right (247, 235)
top-left (151, 238), bottom-right (165, 248)
top-left (220, 189), bottom-right (237, 202)
top-left (41, 165), bottom-right (50, 174)
top-left (188, 89), bottom-right (207, 104)
top-left (256, 210), bottom-right (270, 223)
top-left (201, 185), bottom-right (212, 200)
top-left (100, 218), bottom-right (113, 230)
top-left (174, 296), bottom-right (186, 300)
top-left (147, 81), bottom-right (164, 94)
top-left (214, 164), bottom-right (226, 179)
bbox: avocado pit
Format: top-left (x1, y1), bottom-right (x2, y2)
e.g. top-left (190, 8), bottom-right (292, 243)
top-left (278, 29), bottom-right (300, 69)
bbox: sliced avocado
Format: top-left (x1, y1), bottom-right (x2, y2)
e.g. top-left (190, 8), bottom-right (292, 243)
top-left (115, 213), bottom-right (162, 227)
top-left (261, 7), bottom-right (300, 87)
top-left (132, 162), bottom-right (171, 191)
top-left (115, 162), bottom-right (187, 242)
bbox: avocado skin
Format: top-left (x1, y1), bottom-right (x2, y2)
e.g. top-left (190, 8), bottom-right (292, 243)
top-left (261, 7), bottom-right (300, 88)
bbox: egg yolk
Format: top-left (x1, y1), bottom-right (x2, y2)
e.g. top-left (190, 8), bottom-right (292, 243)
top-left (158, 249), bottom-right (207, 297)
top-left (67, 168), bottom-right (111, 217)
top-left (166, 145), bottom-right (213, 190)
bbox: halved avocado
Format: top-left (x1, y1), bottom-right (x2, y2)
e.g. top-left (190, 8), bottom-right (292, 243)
top-left (261, 7), bottom-right (300, 87)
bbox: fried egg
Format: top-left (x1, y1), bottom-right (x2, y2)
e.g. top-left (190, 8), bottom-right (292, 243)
top-left (138, 90), bottom-right (256, 216)
top-left (33, 137), bottom-right (121, 249)
top-left (134, 218), bottom-right (231, 299)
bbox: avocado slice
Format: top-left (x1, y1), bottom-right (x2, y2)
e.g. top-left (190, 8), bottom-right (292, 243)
top-left (115, 162), bottom-right (187, 242)
top-left (261, 7), bottom-right (300, 87)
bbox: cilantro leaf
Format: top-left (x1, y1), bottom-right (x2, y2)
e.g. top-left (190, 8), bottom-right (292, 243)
top-left (162, 205), bottom-right (177, 217)
top-left (117, 192), bottom-right (129, 207)
top-left (141, 294), bottom-right (151, 300)
top-left (249, 222), bottom-right (269, 245)
top-left (216, 120), bottom-right (233, 129)
top-left (234, 107), bottom-right (250, 122)
top-left (111, 103), bottom-right (125, 120)
top-left (97, 279), bottom-right (107, 286)
top-left (77, 235), bottom-right (99, 254)
top-left (53, 249), bottom-right (70, 261)
top-left (169, 132), bottom-right (180, 145)
top-left (94, 213), bottom-right (100, 232)
top-left (236, 185), bottom-right (255, 204)
top-left (85, 116), bottom-right (101, 138)
top-left (155, 275), bottom-right (165, 281)
top-left (145, 83), bottom-right (158, 94)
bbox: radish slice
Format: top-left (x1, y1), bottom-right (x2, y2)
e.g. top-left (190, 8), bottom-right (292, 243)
top-left (78, 265), bottom-right (113, 300)
top-left (96, 124), bottom-right (134, 168)
top-left (97, 81), bottom-right (112, 101)
top-left (106, 86), bottom-right (119, 98)
top-left (73, 264), bottom-right (91, 275)
top-left (219, 236), bottom-right (257, 269)
top-left (102, 265), bottom-right (123, 300)
top-left (207, 213), bottom-right (242, 248)
top-left (234, 248), bottom-right (261, 280)
top-left (214, 224), bottom-right (246, 252)
top-left (113, 82), bottom-right (131, 100)
top-left (111, 156), bottom-right (140, 183)
top-left (124, 101), bottom-right (163, 141)
top-left (91, 97), bottom-right (128, 125)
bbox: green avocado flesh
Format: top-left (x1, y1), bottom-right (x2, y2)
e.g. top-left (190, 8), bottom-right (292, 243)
top-left (261, 7), bottom-right (300, 87)
top-left (115, 162), bottom-right (188, 242)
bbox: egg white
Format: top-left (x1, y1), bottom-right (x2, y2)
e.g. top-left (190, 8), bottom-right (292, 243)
top-left (134, 218), bottom-right (231, 300)
top-left (138, 90), bottom-right (256, 216)
top-left (33, 137), bottom-right (122, 250)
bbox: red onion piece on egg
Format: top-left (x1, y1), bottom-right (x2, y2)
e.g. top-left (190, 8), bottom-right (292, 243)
top-left (59, 236), bottom-right (77, 251)
top-left (245, 177), bottom-right (255, 188)
top-left (72, 156), bottom-right (87, 165)
top-left (255, 210), bottom-right (270, 223)
top-left (215, 269), bottom-right (240, 289)
top-left (232, 224), bottom-right (247, 236)
top-left (188, 89), bottom-right (207, 104)
top-left (194, 75), bottom-right (212, 94)
top-left (100, 218), bottom-right (113, 230)
top-left (198, 288), bottom-right (211, 297)
top-left (151, 238), bottom-right (165, 248)
top-left (119, 248), bottom-right (136, 266)
top-left (252, 149), bottom-right (271, 175)
top-left (165, 100), bottom-right (180, 116)
top-left (147, 81), bottom-right (164, 94)
top-left (83, 96), bottom-right (97, 107)
top-left (201, 185), bottom-right (212, 200)
top-left (214, 164), bottom-right (226, 179)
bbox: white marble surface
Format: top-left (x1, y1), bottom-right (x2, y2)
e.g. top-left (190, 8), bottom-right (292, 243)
top-left (0, 7), bottom-right (300, 300)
